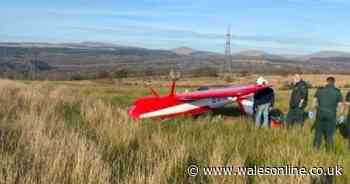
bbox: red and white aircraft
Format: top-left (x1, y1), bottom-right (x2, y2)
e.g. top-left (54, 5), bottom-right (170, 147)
top-left (128, 80), bottom-right (272, 120)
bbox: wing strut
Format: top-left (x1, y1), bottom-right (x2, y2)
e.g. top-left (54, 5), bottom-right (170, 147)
top-left (149, 86), bottom-right (159, 97)
top-left (144, 82), bottom-right (159, 97)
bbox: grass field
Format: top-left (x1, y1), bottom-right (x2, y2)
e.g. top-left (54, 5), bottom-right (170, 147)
top-left (0, 75), bottom-right (349, 184)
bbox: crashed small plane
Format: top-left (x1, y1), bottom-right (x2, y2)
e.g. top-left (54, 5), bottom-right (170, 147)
top-left (128, 79), bottom-right (283, 127)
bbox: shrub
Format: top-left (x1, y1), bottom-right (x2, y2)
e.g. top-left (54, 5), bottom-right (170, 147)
top-left (96, 70), bottom-right (111, 79)
top-left (70, 73), bottom-right (84, 81)
top-left (114, 69), bottom-right (128, 79)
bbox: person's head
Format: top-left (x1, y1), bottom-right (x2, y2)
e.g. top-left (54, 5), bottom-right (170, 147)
top-left (326, 76), bottom-right (335, 86)
top-left (256, 77), bottom-right (268, 85)
top-left (293, 74), bottom-right (302, 84)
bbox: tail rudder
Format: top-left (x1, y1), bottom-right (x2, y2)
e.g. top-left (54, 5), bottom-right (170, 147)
top-left (169, 80), bottom-right (176, 96)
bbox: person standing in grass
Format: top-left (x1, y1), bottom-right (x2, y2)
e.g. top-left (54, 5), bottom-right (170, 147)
top-left (345, 90), bottom-right (350, 148)
top-left (310, 77), bottom-right (345, 150)
top-left (254, 77), bottom-right (274, 128)
top-left (286, 74), bottom-right (309, 127)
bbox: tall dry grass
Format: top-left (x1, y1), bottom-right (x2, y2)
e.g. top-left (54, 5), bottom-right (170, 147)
top-left (0, 80), bottom-right (110, 183)
top-left (0, 79), bottom-right (349, 184)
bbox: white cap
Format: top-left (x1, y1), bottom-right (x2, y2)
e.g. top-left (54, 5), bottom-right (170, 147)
top-left (256, 77), bottom-right (268, 85)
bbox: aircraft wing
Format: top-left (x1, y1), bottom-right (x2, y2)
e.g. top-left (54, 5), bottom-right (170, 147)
top-left (178, 84), bottom-right (271, 101)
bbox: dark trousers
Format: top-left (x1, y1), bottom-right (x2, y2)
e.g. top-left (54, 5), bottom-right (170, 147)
top-left (347, 116), bottom-right (350, 147)
top-left (313, 121), bottom-right (336, 151)
top-left (287, 108), bottom-right (304, 127)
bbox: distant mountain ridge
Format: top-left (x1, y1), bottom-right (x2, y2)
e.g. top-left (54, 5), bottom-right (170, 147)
top-left (233, 50), bottom-right (285, 61)
top-left (1, 42), bottom-right (350, 79)
top-left (235, 50), bottom-right (267, 57)
top-left (1, 42), bottom-right (350, 62)
top-left (303, 51), bottom-right (350, 60)
top-left (171, 47), bottom-right (197, 55)
top-left (0, 42), bottom-right (122, 50)
top-left (171, 47), bottom-right (350, 62)
top-left (0, 41), bottom-right (350, 59)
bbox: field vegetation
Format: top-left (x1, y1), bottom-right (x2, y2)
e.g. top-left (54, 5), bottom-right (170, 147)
top-left (0, 74), bottom-right (350, 183)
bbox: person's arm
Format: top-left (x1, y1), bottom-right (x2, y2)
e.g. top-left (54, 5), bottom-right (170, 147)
top-left (338, 102), bottom-right (345, 115)
top-left (299, 99), bottom-right (304, 108)
top-left (338, 102), bottom-right (347, 124)
top-left (337, 92), bottom-right (345, 116)
top-left (270, 89), bottom-right (275, 108)
top-left (298, 84), bottom-right (308, 108)
top-left (345, 92), bottom-right (350, 106)
top-left (253, 93), bottom-right (257, 111)
top-left (310, 88), bottom-right (319, 111)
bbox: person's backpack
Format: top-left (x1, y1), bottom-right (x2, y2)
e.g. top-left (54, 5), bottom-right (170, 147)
top-left (269, 109), bottom-right (286, 128)
top-left (337, 119), bottom-right (349, 138)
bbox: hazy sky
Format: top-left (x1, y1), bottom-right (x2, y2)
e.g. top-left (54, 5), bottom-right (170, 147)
top-left (1, 0), bottom-right (350, 54)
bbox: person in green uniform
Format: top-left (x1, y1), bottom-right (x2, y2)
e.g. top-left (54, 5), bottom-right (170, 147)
top-left (287, 74), bottom-right (309, 127)
top-left (310, 77), bottom-right (345, 150)
top-left (345, 90), bottom-right (350, 147)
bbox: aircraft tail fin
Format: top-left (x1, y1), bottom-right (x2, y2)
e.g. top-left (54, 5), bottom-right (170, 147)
top-left (169, 80), bottom-right (176, 96)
